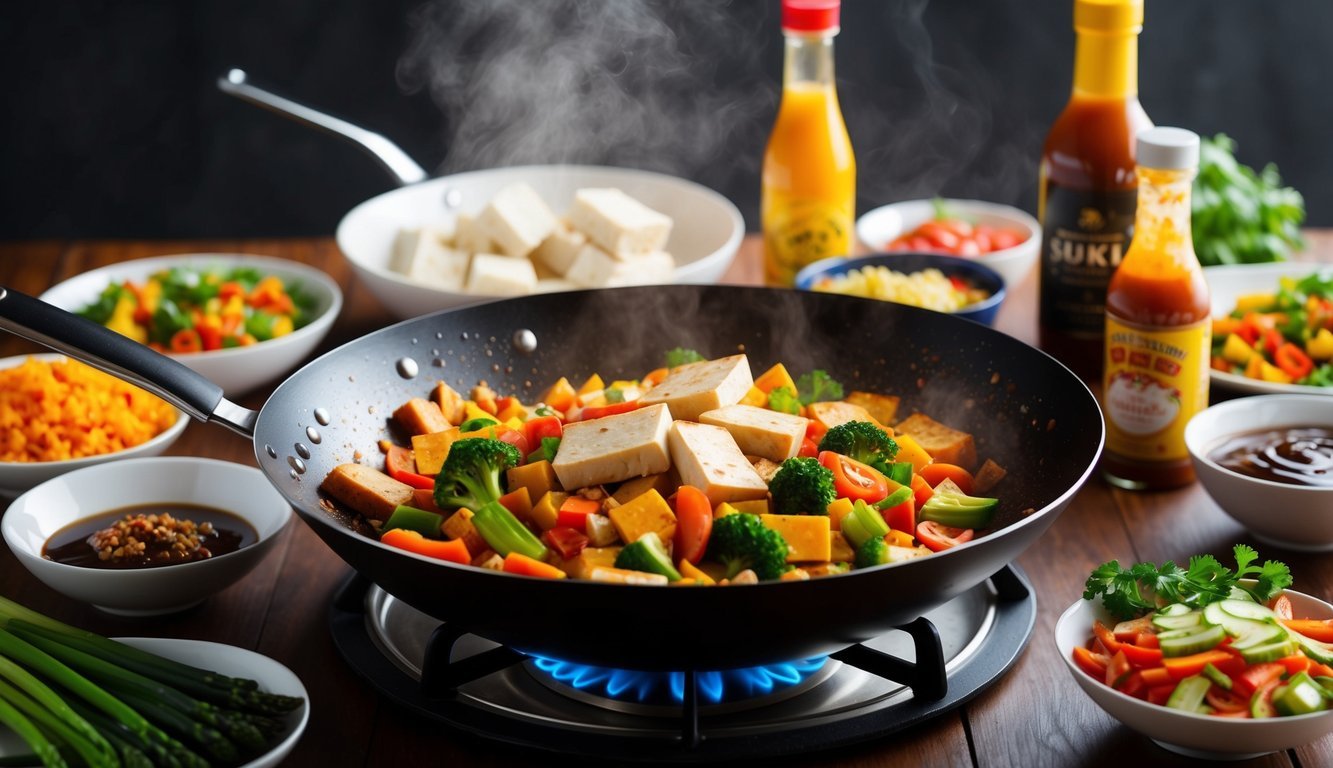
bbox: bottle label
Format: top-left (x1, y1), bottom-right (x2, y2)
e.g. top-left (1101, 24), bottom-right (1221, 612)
top-left (763, 201), bottom-right (854, 285)
top-left (1103, 315), bottom-right (1211, 462)
top-left (1040, 186), bottom-right (1138, 337)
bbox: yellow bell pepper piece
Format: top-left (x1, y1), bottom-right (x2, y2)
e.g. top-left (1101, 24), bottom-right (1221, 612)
top-left (1307, 328), bottom-right (1333, 361)
top-left (577, 374), bottom-right (604, 395)
top-left (678, 558), bottom-right (716, 585)
top-left (1221, 333), bottom-right (1255, 365)
top-left (1233, 293), bottom-right (1275, 313)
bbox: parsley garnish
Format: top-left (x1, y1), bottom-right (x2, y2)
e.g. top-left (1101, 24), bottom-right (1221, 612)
top-left (1083, 544), bottom-right (1293, 620)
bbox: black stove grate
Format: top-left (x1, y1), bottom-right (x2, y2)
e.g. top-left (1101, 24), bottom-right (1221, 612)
top-left (329, 564), bottom-right (1035, 762)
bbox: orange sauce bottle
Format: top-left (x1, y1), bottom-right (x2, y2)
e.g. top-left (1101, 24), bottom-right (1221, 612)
top-left (762, 0), bottom-right (856, 286)
top-left (1038, 0), bottom-right (1152, 379)
top-left (1102, 127), bottom-right (1210, 490)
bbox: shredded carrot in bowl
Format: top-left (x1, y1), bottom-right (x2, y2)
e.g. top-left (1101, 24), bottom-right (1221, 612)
top-left (0, 357), bottom-right (178, 463)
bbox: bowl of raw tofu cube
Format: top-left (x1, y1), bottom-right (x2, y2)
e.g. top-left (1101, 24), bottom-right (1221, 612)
top-left (336, 164), bottom-right (745, 319)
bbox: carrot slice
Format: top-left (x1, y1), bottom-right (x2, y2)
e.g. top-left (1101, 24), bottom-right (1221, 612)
top-left (502, 552), bottom-right (567, 579)
top-left (1282, 618), bottom-right (1333, 642)
top-left (380, 528), bottom-right (470, 564)
top-left (1161, 649), bottom-right (1236, 681)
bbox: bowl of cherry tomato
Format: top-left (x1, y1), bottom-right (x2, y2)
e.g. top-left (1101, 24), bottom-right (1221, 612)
top-left (855, 199), bottom-right (1039, 290)
top-left (40, 254), bottom-right (343, 397)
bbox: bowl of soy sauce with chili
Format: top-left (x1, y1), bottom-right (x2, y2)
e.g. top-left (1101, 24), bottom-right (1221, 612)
top-left (1186, 395), bottom-right (1333, 552)
top-left (2, 457), bottom-right (291, 615)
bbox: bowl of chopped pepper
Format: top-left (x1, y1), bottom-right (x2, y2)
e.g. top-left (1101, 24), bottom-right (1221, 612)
top-left (40, 254), bottom-right (343, 397)
top-left (2, 456), bottom-right (292, 615)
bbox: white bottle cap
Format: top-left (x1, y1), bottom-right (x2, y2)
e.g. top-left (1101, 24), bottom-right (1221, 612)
top-left (1136, 127), bottom-right (1200, 170)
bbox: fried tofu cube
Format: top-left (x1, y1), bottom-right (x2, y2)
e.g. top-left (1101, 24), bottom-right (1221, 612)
top-left (559, 546), bottom-right (623, 579)
top-left (845, 391), bottom-right (901, 427)
top-left (529, 491), bottom-right (569, 531)
top-left (894, 413), bottom-right (977, 469)
top-left (829, 531), bottom-right (855, 562)
top-left (411, 428), bottom-right (461, 476)
top-left (806, 401), bottom-right (884, 433)
top-left (431, 381), bottom-right (468, 426)
top-left (478, 183), bottom-right (559, 258)
top-left (568, 188), bottom-right (672, 257)
top-left (638, 354), bottom-right (753, 422)
top-left (699, 403), bottom-right (808, 462)
top-left (760, 514), bottom-right (830, 562)
top-left (394, 397), bottom-right (451, 437)
top-left (507, 460), bottom-right (560, 502)
top-left (552, 403), bottom-right (672, 489)
top-left (611, 473), bottom-right (674, 506)
top-left (441, 508), bottom-right (487, 556)
top-left (321, 463), bottom-right (415, 521)
top-left (667, 421), bottom-right (770, 506)
top-left (607, 488), bottom-right (677, 545)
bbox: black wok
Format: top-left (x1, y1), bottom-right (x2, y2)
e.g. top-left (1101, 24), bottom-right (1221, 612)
top-left (0, 284), bottom-right (1103, 670)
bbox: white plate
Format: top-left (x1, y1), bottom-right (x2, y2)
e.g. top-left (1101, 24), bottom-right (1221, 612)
top-left (0, 637), bottom-right (308, 767)
top-left (1205, 261), bottom-right (1333, 395)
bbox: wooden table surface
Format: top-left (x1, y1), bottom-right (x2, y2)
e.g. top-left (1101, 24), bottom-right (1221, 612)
top-left (3, 234), bottom-right (1333, 768)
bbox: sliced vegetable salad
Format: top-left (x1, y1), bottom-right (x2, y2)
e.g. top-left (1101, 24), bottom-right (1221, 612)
top-left (319, 349), bottom-right (1010, 584)
top-left (1075, 546), bottom-right (1333, 718)
top-left (77, 266), bottom-right (318, 353)
top-left (1211, 270), bottom-right (1333, 386)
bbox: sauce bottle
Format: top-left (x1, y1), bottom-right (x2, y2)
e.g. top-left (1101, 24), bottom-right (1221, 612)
top-left (1038, 0), bottom-right (1152, 378)
top-left (762, 0), bottom-right (856, 286)
top-left (1102, 127), bottom-right (1210, 490)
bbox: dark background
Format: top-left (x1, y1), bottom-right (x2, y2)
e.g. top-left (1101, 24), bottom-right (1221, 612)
top-left (2, 0), bottom-right (1330, 239)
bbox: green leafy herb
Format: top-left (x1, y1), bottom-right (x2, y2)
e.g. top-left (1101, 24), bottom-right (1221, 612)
top-left (664, 347), bottom-right (705, 368)
top-left (1083, 544), bottom-right (1293, 620)
top-left (796, 370), bottom-right (843, 405)
top-left (1192, 133), bottom-right (1306, 266)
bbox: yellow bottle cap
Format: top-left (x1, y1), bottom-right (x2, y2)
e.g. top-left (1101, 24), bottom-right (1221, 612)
top-left (1074, 0), bottom-right (1143, 34)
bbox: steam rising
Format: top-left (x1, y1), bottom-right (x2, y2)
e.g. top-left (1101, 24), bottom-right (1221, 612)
top-left (396, 0), bottom-right (771, 181)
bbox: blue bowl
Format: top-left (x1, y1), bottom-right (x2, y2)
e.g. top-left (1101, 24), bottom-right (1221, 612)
top-left (794, 252), bottom-right (1007, 326)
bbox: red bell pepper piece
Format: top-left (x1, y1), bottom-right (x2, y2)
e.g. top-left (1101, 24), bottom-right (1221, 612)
top-left (542, 526), bottom-right (589, 560)
top-left (523, 415), bottom-right (563, 449)
top-left (385, 445), bottom-right (435, 490)
top-left (580, 401), bottom-right (641, 421)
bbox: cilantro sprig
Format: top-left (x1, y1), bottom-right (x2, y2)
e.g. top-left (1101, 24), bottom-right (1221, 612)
top-left (1083, 544), bottom-right (1293, 620)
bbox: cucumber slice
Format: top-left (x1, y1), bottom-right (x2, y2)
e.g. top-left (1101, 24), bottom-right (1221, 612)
top-left (1251, 686), bottom-right (1278, 719)
top-left (1313, 676), bottom-right (1333, 701)
top-left (1153, 610), bottom-right (1205, 631)
top-left (1157, 603), bottom-right (1194, 617)
top-left (1230, 623), bottom-right (1288, 650)
top-left (1159, 625), bottom-right (1226, 657)
top-left (1219, 599), bottom-right (1279, 621)
top-left (1166, 675), bottom-right (1212, 713)
top-left (1273, 672), bottom-right (1329, 716)
top-left (1202, 601), bottom-right (1268, 638)
top-left (1238, 639), bottom-right (1297, 665)
top-left (1202, 662), bottom-right (1233, 690)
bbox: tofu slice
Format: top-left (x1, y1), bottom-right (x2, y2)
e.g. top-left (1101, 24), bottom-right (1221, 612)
top-left (667, 421), bottom-right (769, 506)
top-left (478, 182), bottom-right (559, 258)
top-left (454, 212), bottom-right (493, 254)
top-left (464, 253), bottom-right (538, 296)
top-left (531, 220), bottom-right (588, 276)
top-left (564, 246), bottom-right (675, 288)
top-left (894, 413), bottom-right (978, 469)
top-left (638, 354), bottom-right (753, 422)
top-left (389, 229), bottom-right (470, 290)
top-left (569, 188), bottom-right (673, 257)
top-left (698, 404), bottom-right (808, 462)
top-left (320, 463), bottom-right (414, 522)
top-left (552, 403), bottom-right (672, 490)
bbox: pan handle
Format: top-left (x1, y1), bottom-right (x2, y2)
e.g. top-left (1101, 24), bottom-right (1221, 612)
top-left (217, 68), bottom-right (428, 188)
top-left (0, 286), bottom-right (258, 439)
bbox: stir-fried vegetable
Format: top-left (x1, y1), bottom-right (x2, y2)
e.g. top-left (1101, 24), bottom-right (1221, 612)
top-left (318, 351), bottom-right (1011, 584)
top-left (76, 266), bottom-right (317, 353)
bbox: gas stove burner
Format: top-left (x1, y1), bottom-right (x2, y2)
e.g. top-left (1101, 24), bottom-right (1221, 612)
top-left (329, 564), bottom-right (1036, 762)
top-left (527, 655), bottom-right (834, 716)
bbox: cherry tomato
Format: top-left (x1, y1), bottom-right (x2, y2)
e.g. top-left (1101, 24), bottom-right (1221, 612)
top-left (818, 451), bottom-right (889, 503)
top-left (673, 485), bottom-right (714, 564)
top-left (798, 437), bottom-right (819, 458)
top-left (523, 415), bottom-right (563, 448)
top-left (915, 521), bottom-right (974, 552)
top-left (580, 401), bottom-right (641, 421)
top-left (542, 526), bottom-right (589, 560)
top-left (918, 463), bottom-right (976, 494)
top-left (493, 427), bottom-right (530, 460)
top-left (879, 490), bottom-right (915, 534)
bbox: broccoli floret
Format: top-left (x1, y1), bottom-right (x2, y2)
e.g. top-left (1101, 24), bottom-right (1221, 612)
top-left (768, 457), bottom-right (836, 516)
top-left (796, 369), bottom-right (843, 405)
top-left (855, 537), bottom-right (891, 569)
top-left (665, 347), bottom-right (705, 368)
top-left (818, 421), bottom-right (899, 475)
top-left (433, 437), bottom-right (521, 512)
top-left (706, 513), bottom-right (791, 581)
top-left (614, 532), bottom-right (682, 581)
top-left (767, 386), bottom-right (801, 415)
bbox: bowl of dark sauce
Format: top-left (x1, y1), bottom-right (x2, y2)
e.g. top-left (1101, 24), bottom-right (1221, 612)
top-left (2, 457), bottom-right (291, 615)
top-left (1186, 395), bottom-right (1333, 552)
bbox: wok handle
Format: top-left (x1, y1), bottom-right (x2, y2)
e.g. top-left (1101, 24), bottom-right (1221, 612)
top-left (0, 286), bottom-right (258, 438)
top-left (217, 68), bottom-right (428, 188)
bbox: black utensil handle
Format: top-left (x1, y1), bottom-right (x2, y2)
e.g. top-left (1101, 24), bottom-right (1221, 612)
top-left (0, 285), bottom-right (242, 431)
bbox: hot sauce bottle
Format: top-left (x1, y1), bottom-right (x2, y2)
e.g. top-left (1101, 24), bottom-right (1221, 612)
top-left (1038, 0), bottom-right (1152, 378)
top-left (1102, 127), bottom-right (1209, 490)
top-left (762, 0), bottom-right (856, 286)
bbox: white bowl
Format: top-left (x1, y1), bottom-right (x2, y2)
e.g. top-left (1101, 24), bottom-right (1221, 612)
top-left (1185, 394), bottom-right (1333, 552)
top-left (1204, 262), bottom-right (1333, 396)
top-left (0, 354), bottom-right (189, 498)
top-left (336, 164), bottom-right (745, 319)
top-left (855, 198), bottom-right (1040, 289)
top-left (2, 457), bottom-right (292, 615)
top-left (39, 254), bottom-right (343, 397)
top-left (1056, 589), bottom-right (1333, 760)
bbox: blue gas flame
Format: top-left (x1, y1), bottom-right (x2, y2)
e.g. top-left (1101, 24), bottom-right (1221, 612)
top-left (530, 656), bottom-right (828, 705)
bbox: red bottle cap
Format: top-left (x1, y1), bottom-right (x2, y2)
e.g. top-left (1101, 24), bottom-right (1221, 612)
top-left (782, 0), bottom-right (840, 33)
